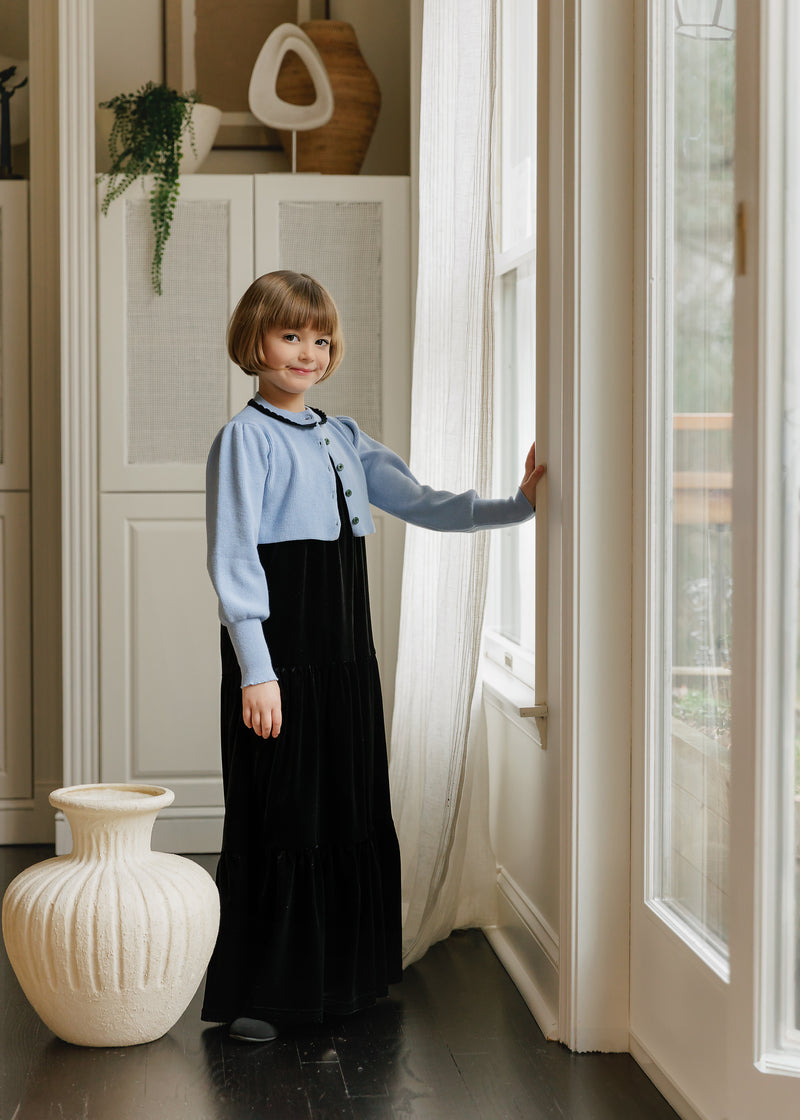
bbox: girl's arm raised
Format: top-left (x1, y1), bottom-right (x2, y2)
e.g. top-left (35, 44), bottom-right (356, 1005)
top-left (341, 419), bottom-right (545, 531)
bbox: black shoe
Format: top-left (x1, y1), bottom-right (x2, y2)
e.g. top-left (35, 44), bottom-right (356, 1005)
top-left (229, 1016), bottom-right (279, 1042)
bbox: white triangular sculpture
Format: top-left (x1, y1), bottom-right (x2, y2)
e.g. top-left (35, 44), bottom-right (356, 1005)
top-left (248, 23), bottom-right (334, 132)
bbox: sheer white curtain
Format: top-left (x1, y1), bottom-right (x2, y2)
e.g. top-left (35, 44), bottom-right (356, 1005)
top-left (388, 0), bottom-right (498, 968)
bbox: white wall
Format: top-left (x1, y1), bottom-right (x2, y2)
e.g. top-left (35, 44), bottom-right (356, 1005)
top-left (94, 0), bottom-right (410, 176)
top-left (0, 0), bottom-right (28, 56)
top-left (485, 698), bottom-right (561, 1037)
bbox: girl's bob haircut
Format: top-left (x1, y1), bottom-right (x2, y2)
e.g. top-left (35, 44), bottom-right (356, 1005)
top-left (227, 270), bottom-right (344, 382)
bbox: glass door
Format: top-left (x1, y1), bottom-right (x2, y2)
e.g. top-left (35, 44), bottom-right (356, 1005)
top-left (654, 0), bottom-right (736, 973)
top-left (633, 2), bottom-right (800, 1114)
top-left (727, 0), bottom-right (800, 1111)
top-left (631, 2), bottom-right (735, 1115)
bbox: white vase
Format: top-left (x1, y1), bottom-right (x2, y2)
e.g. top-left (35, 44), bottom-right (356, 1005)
top-left (96, 102), bottom-right (222, 174)
top-left (1, 784), bottom-right (220, 1047)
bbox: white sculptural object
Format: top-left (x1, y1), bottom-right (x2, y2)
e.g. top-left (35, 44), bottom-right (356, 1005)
top-left (248, 22), bottom-right (335, 171)
top-left (1, 784), bottom-right (220, 1047)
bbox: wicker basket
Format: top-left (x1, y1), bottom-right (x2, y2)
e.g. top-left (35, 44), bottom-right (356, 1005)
top-left (275, 21), bottom-right (381, 175)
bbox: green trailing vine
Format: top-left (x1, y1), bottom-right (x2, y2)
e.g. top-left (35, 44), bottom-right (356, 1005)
top-left (98, 82), bottom-right (200, 295)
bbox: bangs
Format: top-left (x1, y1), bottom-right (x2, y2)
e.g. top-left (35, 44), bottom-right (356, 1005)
top-left (277, 285), bottom-right (338, 338)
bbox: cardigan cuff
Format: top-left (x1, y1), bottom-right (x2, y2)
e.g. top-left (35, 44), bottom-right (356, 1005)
top-left (226, 618), bottom-right (277, 687)
top-left (514, 487), bottom-right (536, 517)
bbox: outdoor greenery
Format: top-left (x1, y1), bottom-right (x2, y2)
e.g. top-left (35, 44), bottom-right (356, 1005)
top-left (672, 33), bottom-right (736, 414)
top-left (672, 685), bottom-right (731, 749)
top-left (670, 31), bottom-right (735, 760)
top-left (98, 82), bottom-right (200, 295)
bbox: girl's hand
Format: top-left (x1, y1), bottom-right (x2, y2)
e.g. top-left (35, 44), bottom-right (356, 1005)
top-left (242, 680), bottom-right (282, 739)
top-left (520, 441), bottom-right (547, 508)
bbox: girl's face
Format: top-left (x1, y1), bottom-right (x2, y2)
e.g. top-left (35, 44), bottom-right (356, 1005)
top-left (257, 323), bottom-right (331, 410)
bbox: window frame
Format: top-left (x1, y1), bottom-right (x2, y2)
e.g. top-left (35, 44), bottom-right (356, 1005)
top-left (748, 0), bottom-right (800, 1074)
top-left (485, 0), bottom-right (542, 700)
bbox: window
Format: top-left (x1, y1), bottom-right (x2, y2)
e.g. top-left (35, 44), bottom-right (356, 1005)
top-left (648, 0), bottom-right (736, 971)
top-left (485, 0), bottom-right (537, 689)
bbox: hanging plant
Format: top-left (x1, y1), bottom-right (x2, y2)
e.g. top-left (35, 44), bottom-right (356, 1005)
top-left (98, 82), bottom-right (200, 295)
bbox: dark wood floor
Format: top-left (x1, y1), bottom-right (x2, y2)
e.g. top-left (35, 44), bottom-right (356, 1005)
top-left (1, 847), bottom-right (679, 1120)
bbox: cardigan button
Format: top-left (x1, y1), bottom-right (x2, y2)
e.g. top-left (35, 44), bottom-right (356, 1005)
top-left (345, 489), bottom-right (352, 497)
top-left (336, 463), bottom-right (344, 471)
top-left (352, 517), bottom-right (359, 525)
top-left (325, 438), bottom-right (330, 445)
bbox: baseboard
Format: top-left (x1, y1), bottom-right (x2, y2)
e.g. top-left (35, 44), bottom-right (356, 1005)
top-left (483, 865), bottom-right (560, 1040)
top-left (0, 782), bottom-right (56, 844)
top-left (484, 924), bottom-right (559, 1039)
top-left (629, 1032), bottom-right (710, 1120)
top-left (567, 1025), bottom-right (631, 1053)
top-left (496, 866), bottom-right (559, 967)
top-left (55, 805), bottom-right (224, 855)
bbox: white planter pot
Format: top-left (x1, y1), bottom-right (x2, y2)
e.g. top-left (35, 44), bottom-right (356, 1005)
top-left (1, 784), bottom-right (220, 1047)
top-left (96, 102), bottom-right (222, 174)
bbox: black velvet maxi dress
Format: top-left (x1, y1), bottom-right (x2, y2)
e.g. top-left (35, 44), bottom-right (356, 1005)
top-left (201, 454), bottom-right (403, 1026)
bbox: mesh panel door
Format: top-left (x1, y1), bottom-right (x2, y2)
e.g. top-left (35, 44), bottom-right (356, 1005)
top-left (125, 198), bottom-right (230, 466)
top-left (98, 176), bottom-right (254, 491)
top-left (278, 200), bottom-right (383, 440)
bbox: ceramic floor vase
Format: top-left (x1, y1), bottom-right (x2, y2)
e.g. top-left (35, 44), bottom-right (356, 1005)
top-left (1, 784), bottom-right (220, 1047)
top-left (274, 20), bottom-right (381, 174)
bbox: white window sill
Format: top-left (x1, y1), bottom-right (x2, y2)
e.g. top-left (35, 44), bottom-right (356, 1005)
top-left (481, 656), bottom-right (547, 747)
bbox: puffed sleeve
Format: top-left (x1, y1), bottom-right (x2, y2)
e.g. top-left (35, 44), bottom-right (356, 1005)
top-left (340, 418), bottom-right (535, 531)
top-left (206, 421), bottom-right (277, 686)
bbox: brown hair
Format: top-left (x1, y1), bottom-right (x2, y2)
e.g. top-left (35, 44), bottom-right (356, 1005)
top-left (227, 270), bottom-right (344, 381)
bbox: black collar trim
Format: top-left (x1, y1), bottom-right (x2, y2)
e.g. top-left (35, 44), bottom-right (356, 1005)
top-left (247, 399), bottom-right (328, 427)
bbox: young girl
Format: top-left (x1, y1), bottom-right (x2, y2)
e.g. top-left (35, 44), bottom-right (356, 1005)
top-left (201, 270), bottom-right (545, 1041)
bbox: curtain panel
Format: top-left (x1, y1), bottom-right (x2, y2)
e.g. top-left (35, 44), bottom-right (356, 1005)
top-left (389, 0), bottom-right (498, 967)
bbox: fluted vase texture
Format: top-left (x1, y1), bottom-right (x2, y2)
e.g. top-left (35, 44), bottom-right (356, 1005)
top-left (1, 784), bottom-right (220, 1047)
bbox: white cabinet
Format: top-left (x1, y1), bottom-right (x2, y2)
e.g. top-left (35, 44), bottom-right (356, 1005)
top-left (0, 184), bottom-right (30, 492)
top-left (99, 492), bottom-right (224, 848)
top-left (0, 185), bottom-right (31, 808)
top-left (98, 176), bottom-right (255, 492)
top-left (96, 175), bottom-right (410, 852)
top-left (0, 493), bottom-right (31, 800)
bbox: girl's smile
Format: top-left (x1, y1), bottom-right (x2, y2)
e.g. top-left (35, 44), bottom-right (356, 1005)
top-left (258, 324), bottom-right (331, 410)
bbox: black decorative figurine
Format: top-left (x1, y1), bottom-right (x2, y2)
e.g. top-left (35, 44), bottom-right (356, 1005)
top-left (0, 66), bottom-right (28, 180)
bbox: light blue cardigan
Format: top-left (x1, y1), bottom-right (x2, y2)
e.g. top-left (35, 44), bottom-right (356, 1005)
top-left (206, 394), bottom-right (534, 686)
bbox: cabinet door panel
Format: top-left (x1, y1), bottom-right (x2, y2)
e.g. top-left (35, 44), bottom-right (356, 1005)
top-left (0, 184), bottom-right (29, 490)
top-left (98, 176), bottom-right (254, 492)
top-left (0, 493), bottom-right (31, 798)
top-left (100, 493), bottom-right (222, 807)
